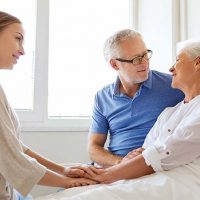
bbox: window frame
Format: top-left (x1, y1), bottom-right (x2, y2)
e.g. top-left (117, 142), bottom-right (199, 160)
top-left (17, 0), bottom-right (48, 123)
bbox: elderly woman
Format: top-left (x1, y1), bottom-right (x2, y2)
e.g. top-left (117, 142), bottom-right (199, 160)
top-left (37, 41), bottom-right (200, 200)
top-left (0, 11), bottom-right (96, 200)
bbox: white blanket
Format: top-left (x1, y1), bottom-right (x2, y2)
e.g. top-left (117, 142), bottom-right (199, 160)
top-left (36, 159), bottom-right (200, 200)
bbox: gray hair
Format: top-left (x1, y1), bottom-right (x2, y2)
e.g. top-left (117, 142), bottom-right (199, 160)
top-left (103, 29), bottom-right (142, 62)
top-left (181, 41), bottom-right (200, 59)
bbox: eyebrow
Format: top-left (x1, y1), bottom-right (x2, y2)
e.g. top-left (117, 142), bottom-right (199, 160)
top-left (15, 32), bottom-right (24, 40)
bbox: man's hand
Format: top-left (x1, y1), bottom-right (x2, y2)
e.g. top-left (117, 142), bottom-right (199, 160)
top-left (122, 147), bottom-right (144, 163)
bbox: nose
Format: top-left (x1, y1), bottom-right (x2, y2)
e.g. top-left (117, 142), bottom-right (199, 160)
top-left (19, 45), bottom-right (25, 56)
top-left (169, 65), bottom-right (174, 73)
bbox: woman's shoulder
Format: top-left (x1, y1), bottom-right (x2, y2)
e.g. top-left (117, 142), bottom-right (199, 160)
top-left (0, 84), bottom-right (11, 114)
top-left (159, 101), bottom-right (183, 119)
top-left (0, 84), bottom-right (6, 103)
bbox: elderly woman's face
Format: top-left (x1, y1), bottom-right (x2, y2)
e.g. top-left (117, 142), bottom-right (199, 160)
top-left (169, 51), bottom-right (196, 89)
top-left (0, 23), bottom-right (25, 69)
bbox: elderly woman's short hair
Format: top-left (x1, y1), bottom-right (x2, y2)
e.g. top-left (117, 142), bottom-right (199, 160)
top-left (181, 41), bottom-right (200, 59)
top-left (103, 29), bottom-right (142, 62)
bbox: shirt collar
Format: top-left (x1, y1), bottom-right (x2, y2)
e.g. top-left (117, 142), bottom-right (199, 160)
top-left (112, 77), bottom-right (121, 97)
top-left (142, 70), bottom-right (153, 89)
top-left (112, 70), bottom-right (153, 98)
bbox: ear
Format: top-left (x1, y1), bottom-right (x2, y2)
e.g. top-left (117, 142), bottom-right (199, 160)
top-left (194, 57), bottom-right (200, 72)
top-left (109, 59), bottom-right (119, 71)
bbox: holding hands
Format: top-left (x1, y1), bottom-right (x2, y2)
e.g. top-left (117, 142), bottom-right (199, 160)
top-left (63, 147), bottom-right (144, 187)
top-left (64, 165), bottom-right (108, 183)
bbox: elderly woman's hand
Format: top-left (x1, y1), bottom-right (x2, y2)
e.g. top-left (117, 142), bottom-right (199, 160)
top-left (64, 177), bottom-right (98, 188)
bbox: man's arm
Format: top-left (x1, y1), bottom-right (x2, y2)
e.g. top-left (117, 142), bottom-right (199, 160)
top-left (88, 133), bottom-right (123, 167)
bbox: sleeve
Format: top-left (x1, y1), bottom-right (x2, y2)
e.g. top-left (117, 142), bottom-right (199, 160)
top-left (0, 90), bottom-right (46, 196)
top-left (142, 112), bottom-right (200, 172)
top-left (89, 92), bottom-right (109, 134)
top-left (20, 140), bottom-right (30, 152)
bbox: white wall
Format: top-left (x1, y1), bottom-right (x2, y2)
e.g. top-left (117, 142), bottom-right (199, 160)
top-left (21, 131), bottom-right (90, 197)
top-left (21, 131), bottom-right (90, 163)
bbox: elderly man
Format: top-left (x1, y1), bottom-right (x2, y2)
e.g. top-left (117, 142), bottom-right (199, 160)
top-left (88, 29), bottom-right (184, 167)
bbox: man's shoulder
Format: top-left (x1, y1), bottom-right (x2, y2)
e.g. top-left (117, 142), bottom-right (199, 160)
top-left (96, 82), bottom-right (115, 96)
top-left (149, 70), bottom-right (174, 90)
top-left (151, 70), bottom-right (172, 81)
top-left (150, 70), bottom-right (184, 99)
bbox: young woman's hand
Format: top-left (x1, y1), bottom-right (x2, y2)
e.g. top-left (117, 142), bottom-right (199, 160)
top-left (64, 177), bottom-right (98, 188)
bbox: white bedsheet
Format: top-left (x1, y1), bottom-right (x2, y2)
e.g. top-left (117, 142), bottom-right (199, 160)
top-left (36, 158), bottom-right (200, 200)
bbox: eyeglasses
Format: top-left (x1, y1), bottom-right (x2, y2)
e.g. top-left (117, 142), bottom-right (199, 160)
top-left (116, 50), bottom-right (153, 65)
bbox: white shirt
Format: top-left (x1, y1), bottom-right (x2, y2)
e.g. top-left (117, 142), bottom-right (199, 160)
top-left (0, 85), bottom-right (46, 200)
top-left (142, 95), bottom-right (200, 172)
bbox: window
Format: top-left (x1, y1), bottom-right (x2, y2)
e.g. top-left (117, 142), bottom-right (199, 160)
top-left (138, 0), bottom-right (173, 71)
top-left (1, 0), bottom-right (189, 131)
top-left (48, 0), bottom-right (130, 117)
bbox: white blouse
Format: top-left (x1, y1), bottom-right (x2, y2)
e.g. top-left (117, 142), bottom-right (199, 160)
top-left (0, 85), bottom-right (46, 199)
top-left (142, 95), bottom-right (200, 171)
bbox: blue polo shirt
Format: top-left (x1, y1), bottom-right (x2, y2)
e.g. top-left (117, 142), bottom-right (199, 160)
top-left (90, 70), bottom-right (184, 156)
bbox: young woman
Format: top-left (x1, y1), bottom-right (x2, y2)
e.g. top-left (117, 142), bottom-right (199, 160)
top-left (0, 11), bottom-right (96, 200)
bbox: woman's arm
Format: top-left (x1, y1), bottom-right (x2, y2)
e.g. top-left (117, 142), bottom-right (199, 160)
top-left (98, 154), bottom-right (154, 183)
top-left (24, 148), bottom-right (85, 177)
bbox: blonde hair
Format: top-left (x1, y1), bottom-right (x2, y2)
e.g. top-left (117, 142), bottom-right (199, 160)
top-left (0, 11), bottom-right (21, 32)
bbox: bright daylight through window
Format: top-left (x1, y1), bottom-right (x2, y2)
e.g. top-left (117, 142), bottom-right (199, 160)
top-left (48, 0), bottom-right (130, 117)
